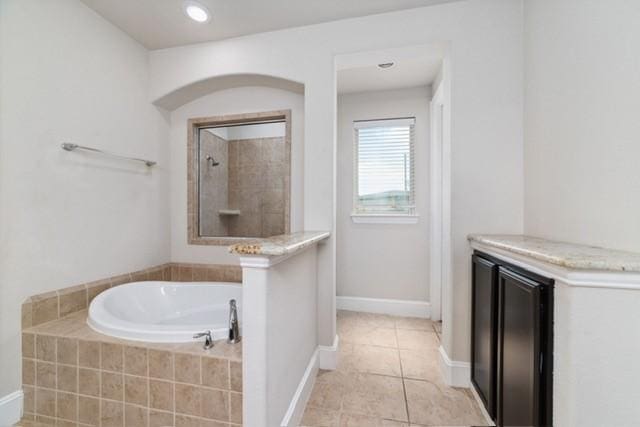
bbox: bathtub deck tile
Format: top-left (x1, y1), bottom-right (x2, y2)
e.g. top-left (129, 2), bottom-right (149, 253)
top-left (23, 307), bottom-right (243, 363)
top-left (25, 310), bottom-right (87, 336)
top-left (175, 341), bottom-right (243, 362)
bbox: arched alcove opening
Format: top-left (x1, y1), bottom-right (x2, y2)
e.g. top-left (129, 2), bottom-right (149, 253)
top-left (153, 73), bottom-right (305, 111)
top-left (163, 73), bottom-right (306, 265)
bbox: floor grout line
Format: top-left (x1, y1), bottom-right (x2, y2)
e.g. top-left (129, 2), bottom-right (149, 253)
top-left (304, 312), bottom-right (447, 427)
top-left (395, 324), bottom-right (412, 425)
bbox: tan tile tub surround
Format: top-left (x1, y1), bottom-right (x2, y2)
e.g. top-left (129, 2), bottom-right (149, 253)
top-left (22, 310), bottom-right (242, 426)
top-left (22, 263), bottom-right (242, 329)
top-left (20, 262), bottom-right (243, 426)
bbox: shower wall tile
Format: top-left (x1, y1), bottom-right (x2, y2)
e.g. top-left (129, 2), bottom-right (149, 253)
top-left (262, 137), bottom-right (286, 163)
top-left (227, 136), bottom-right (288, 238)
top-left (228, 140), bottom-right (239, 166)
top-left (199, 131), bottom-right (229, 237)
top-left (238, 139), bottom-right (262, 167)
top-left (263, 189), bottom-right (285, 214)
top-left (265, 162), bottom-right (286, 190)
top-left (263, 213), bottom-right (285, 237)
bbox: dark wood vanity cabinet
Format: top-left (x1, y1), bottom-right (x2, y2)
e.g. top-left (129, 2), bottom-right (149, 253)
top-left (471, 251), bottom-right (553, 427)
top-left (471, 255), bottom-right (498, 419)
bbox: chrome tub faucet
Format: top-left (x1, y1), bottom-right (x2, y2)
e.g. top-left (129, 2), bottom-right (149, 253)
top-left (228, 299), bottom-right (241, 344)
top-left (193, 330), bottom-right (213, 349)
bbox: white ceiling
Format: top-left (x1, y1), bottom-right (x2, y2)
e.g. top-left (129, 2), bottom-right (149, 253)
top-left (80, 0), bottom-right (461, 49)
top-left (336, 44), bottom-right (444, 94)
top-left (337, 56), bottom-right (442, 94)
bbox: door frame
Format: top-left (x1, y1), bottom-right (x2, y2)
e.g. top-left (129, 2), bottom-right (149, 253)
top-left (429, 79), bottom-right (450, 323)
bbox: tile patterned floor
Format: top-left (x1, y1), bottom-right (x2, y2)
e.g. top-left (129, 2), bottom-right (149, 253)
top-left (300, 311), bottom-right (490, 427)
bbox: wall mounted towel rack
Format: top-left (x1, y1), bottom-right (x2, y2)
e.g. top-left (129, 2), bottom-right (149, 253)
top-left (61, 143), bottom-right (157, 167)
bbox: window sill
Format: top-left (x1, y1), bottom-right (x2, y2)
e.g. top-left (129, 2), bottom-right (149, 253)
top-left (351, 213), bottom-right (420, 224)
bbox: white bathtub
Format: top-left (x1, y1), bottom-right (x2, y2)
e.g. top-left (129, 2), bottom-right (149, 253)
top-left (88, 281), bottom-right (242, 343)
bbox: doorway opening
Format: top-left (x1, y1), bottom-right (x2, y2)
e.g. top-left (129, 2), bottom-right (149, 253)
top-left (298, 44), bottom-right (478, 426)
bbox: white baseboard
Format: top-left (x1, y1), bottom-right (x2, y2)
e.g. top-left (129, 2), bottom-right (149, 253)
top-left (336, 296), bottom-right (430, 318)
top-left (318, 335), bottom-right (339, 370)
top-left (280, 348), bottom-right (320, 427)
top-left (280, 335), bottom-right (340, 426)
top-left (438, 345), bottom-right (470, 388)
top-left (0, 390), bottom-right (23, 426)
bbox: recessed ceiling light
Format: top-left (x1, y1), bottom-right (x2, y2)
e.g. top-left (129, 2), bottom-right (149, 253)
top-left (183, 1), bottom-right (211, 23)
top-left (378, 62), bottom-right (395, 69)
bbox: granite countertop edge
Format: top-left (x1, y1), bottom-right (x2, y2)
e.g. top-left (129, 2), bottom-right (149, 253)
top-left (228, 231), bottom-right (330, 256)
top-left (468, 234), bottom-right (640, 273)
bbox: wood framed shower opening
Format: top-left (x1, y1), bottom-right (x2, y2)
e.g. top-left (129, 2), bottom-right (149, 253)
top-left (187, 109), bottom-right (292, 245)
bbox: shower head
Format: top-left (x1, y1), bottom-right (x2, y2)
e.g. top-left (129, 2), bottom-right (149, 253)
top-left (205, 155), bottom-right (220, 167)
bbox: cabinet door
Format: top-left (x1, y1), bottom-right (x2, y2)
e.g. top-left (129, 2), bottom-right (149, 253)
top-left (497, 268), bottom-right (542, 427)
top-left (471, 254), bottom-right (498, 420)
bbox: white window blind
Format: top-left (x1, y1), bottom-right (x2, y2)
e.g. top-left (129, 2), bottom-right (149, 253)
top-left (353, 118), bottom-right (416, 214)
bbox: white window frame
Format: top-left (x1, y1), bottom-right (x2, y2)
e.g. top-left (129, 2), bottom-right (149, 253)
top-left (351, 117), bottom-right (419, 224)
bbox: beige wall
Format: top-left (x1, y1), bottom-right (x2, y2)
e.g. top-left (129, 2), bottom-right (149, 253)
top-left (337, 87), bottom-right (431, 301)
top-left (0, 0), bottom-right (170, 398)
top-left (524, 0), bottom-right (640, 252)
top-left (199, 131), bottom-right (229, 236)
top-left (154, 0), bottom-right (525, 361)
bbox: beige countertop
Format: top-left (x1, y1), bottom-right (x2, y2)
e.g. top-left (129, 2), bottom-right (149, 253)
top-left (228, 231), bottom-right (330, 256)
top-left (468, 234), bottom-right (640, 273)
